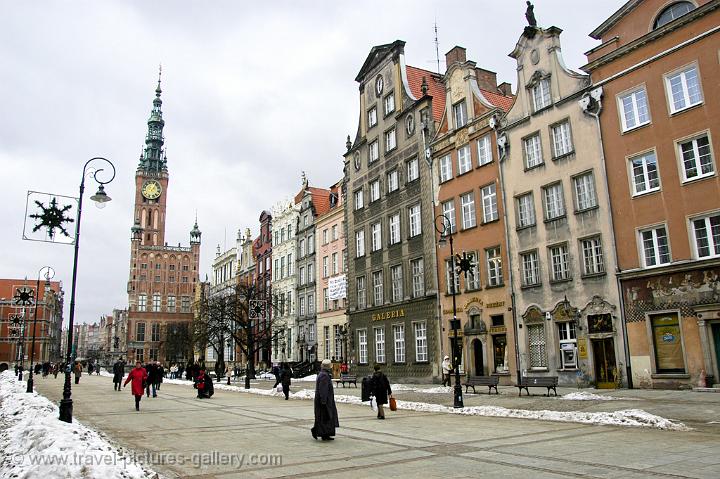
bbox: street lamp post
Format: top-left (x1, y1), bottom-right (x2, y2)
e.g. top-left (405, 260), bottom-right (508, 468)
top-left (27, 266), bottom-right (55, 393)
top-left (435, 214), bottom-right (465, 408)
top-left (59, 157), bottom-right (115, 423)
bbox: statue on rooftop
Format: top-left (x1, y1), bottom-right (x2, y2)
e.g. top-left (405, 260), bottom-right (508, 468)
top-left (525, 1), bottom-right (537, 27)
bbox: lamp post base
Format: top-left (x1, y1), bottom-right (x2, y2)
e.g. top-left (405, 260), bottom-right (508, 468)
top-left (453, 379), bottom-right (464, 408)
top-left (26, 374), bottom-right (33, 393)
top-left (59, 371), bottom-right (73, 423)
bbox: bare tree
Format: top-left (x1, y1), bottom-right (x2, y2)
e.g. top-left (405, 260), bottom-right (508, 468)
top-left (193, 281), bottom-right (281, 387)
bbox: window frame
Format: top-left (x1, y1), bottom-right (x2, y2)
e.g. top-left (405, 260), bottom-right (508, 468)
top-left (389, 213), bottom-right (401, 245)
top-left (690, 212), bottom-right (720, 259)
top-left (676, 131), bottom-right (715, 183)
top-left (579, 235), bottom-right (605, 277)
top-left (460, 191), bottom-right (477, 230)
top-left (542, 182), bottom-right (566, 221)
top-left (370, 222), bottom-right (382, 252)
top-left (369, 179), bottom-right (381, 203)
top-left (368, 139), bottom-right (379, 163)
top-left (617, 86), bottom-right (651, 132)
top-left (515, 192), bottom-right (536, 229)
top-left (453, 99), bottom-right (467, 129)
top-left (457, 144), bottom-right (472, 175)
top-left (480, 183), bottom-right (499, 223)
top-left (486, 246), bottom-right (503, 287)
top-left (548, 242), bottom-right (571, 282)
top-left (355, 230), bottom-right (365, 257)
top-left (393, 324), bottom-right (406, 363)
top-left (411, 258), bottom-right (425, 297)
top-left (374, 327), bottom-right (386, 364)
top-left (407, 157), bottom-right (420, 182)
top-left (638, 224), bottom-right (672, 268)
top-left (408, 203), bottom-right (422, 237)
top-left (628, 149), bottom-right (661, 197)
top-left (390, 264), bottom-right (403, 302)
top-left (367, 106), bottom-right (378, 129)
top-left (387, 169), bottom-right (399, 193)
top-left (531, 77), bottom-right (551, 112)
top-left (385, 127), bottom-right (397, 153)
top-left (523, 132), bottom-right (544, 170)
top-left (439, 154), bottom-right (453, 183)
top-left (477, 134), bottom-right (493, 167)
top-left (354, 188), bottom-right (364, 210)
top-left (664, 62), bottom-right (703, 115)
top-left (414, 321), bottom-right (428, 362)
top-left (550, 119), bottom-right (574, 159)
top-left (383, 92), bottom-right (395, 117)
top-left (372, 270), bottom-right (384, 306)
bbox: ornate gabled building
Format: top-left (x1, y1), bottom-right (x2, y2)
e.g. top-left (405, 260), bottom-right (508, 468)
top-left (253, 210), bottom-right (272, 367)
top-left (344, 40), bottom-right (444, 382)
top-left (583, 0), bottom-right (720, 389)
top-left (126, 75), bottom-right (201, 366)
top-left (499, 19), bottom-right (624, 387)
top-left (430, 46), bottom-right (517, 384)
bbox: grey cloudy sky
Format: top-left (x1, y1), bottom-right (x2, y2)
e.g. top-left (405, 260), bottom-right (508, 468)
top-left (0, 0), bottom-right (625, 324)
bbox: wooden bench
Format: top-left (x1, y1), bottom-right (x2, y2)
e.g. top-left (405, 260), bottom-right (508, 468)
top-left (517, 376), bottom-right (558, 396)
top-left (335, 375), bottom-right (357, 388)
top-left (462, 375), bottom-right (499, 394)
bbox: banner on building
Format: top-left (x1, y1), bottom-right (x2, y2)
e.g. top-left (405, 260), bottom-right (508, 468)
top-left (328, 274), bottom-right (347, 300)
top-left (23, 191), bottom-right (78, 245)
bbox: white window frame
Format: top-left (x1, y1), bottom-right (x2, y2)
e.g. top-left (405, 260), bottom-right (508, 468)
top-left (372, 270), bottom-right (384, 306)
top-left (355, 230), bottom-right (365, 257)
top-left (332, 252), bottom-right (338, 275)
top-left (371, 222), bottom-right (382, 252)
top-left (486, 247), bottom-right (503, 287)
top-left (618, 87), bottom-right (650, 132)
top-left (374, 327), bottom-right (386, 364)
top-left (678, 133), bottom-right (714, 183)
top-left (465, 251), bottom-right (481, 290)
top-left (389, 213), bottom-right (401, 245)
top-left (368, 106), bottom-right (377, 128)
top-left (523, 134), bottom-right (543, 169)
top-left (358, 329), bottom-right (368, 364)
top-left (370, 179), bottom-right (380, 202)
top-left (527, 323), bottom-right (547, 368)
top-left (543, 182), bottom-right (566, 220)
top-left (385, 128), bottom-right (397, 152)
top-left (393, 324), bottom-right (406, 363)
top-left (573, 171), bottom-right (598, 211)
top-left (322, 256), bottom-right (328, 278)
top-left (439, 154), bottom-right (452, 182)
top-left (549, 243), bottom-right (571, 281)
top-left (460, 192), bottom-right (477, 229)
top-left (407, 158), bottom-right (419, 182)
top-left (477, 134), bottom-right (492, 166)
top-left (138, 294), bottom-right (147, 312)
top-left (516, 192), bottom-right (536, 228)
top-left (409, 203), bottom-right (421, 237)
top-left (639, 225), bottom-right (671, 267)
top-left (369, 139), bottom-right (379, 163)
top-left (580, 236), bottom-right (605, 276)
top-left (391, 265), bottom-right (403, 302)
top-left (356, 276), bottom-right (366, 308)
top-left (690, 213), bottom-right (720, 259)
top-left (457, 144), bottom-right (472, 175)
top-left (532, 78), bottom-right (551, 111)
top-left (481, 183), bottom-right (498, 223)
top-left (551, 120), bottom-right (573, 158)
top-left (411, 258), bottom-right (424, 297)
top-left (665, 64), bottom-right (703, 114)
top-left (387, 169), bottom-right (399, 192)
top-left (354, 189), bottom-right (364, 210)
top-left (445, 259), bottom-right (460, 294)
top-left (384, 93), bottom-right (395, 116)
top-left (414, 322), bottom-right (428, 362)
top-left (629, 150), bottom-right (661, 196)
top-left (442, 200), bottom-right (456, 234)
top-left (453, 100), bottom-right (467, 128)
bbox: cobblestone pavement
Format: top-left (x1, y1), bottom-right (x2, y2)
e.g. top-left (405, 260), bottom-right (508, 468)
top-left (33, 375), bottom-right (720, 478)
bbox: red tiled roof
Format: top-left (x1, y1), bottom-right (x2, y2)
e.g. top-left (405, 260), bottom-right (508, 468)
top-left (295, 186), bottom-right (332, 216)
top-left (405, 65), bottom-right (446, 121)
top-left (479, 88), bottom-right (515, 112)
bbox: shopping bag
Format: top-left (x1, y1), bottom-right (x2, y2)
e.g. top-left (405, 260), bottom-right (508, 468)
top-left (389, 396), bottom-right (397, 411)
top-left (370, 398), bottom-right (378, 412)
top-left (276, 384), bottom-right (283, 393)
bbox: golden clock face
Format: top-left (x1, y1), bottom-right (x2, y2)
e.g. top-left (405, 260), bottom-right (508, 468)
top-left (141, 180), bottom-right (162, 199)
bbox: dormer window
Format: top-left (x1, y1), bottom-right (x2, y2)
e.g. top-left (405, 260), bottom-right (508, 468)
top-left (453, 100), bottom-right (467, 129)
top-left (532, 78), bottom-right (551, 111)
top-left (654, 2), bottom-right (695, 29)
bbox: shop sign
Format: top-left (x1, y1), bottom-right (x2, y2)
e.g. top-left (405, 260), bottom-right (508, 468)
top-left (577, 338), bottom-right (588, 359)
top-left (371, 308), bottom-right (405, 321)
top-left (489, 326), bottom-right (506, 334)
top-left (486, 301), bottom-right (505, 309)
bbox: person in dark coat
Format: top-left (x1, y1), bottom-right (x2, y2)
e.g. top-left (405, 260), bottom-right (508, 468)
top-left (186, 361), bottom-right (193, 381)
top-left (311, 359), bottom-right (339, 441)
top-left (195, 367), bottom-right (214, 398)
top-left (370, 364), bottom-right (392, 419)
top-left (144, 362), bottom-right (157, 397)
top-left (272, 363), bottom-right (281, 388)
top-left (280, 363), bottom-right (292, 400)
top-left (124, 361), bottom-right (148, 411)
top-left (112, 358), bottom-right (125, 391)
top-left (154, 362), bottom-right (164, 391)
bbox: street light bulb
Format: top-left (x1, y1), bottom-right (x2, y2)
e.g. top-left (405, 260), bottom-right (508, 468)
top-left (95, 200), bottom-right (107, 209)
top-left (90, 184), bottom-right (112, 207)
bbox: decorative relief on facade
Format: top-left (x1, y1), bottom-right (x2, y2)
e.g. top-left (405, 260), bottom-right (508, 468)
top-left (581, 295), bottom-right (616, 316)
top-left (522, 305), bottom-right (544, 324)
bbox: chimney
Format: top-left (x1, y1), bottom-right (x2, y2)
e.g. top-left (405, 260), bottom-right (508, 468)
top-left (475, 67), bottom-right (498, 92)
top-left (445, 46), bottom-right (467, 67)
top-left (498, 82), bottom-right (513, 96)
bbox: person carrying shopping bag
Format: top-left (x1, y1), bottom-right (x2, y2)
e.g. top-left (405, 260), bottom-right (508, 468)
top-left (370, 364), bottom-right (392, 419)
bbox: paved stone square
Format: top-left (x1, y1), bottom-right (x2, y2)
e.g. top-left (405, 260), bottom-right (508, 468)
top-left (32, 375), bottom-right (720, 478)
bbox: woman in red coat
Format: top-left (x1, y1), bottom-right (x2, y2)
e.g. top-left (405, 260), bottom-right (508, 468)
top-left (123, 361), bottom-right (148, 411)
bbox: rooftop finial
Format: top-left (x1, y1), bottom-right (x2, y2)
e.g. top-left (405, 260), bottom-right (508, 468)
top-left (525, 1), bottom-right (537, 27)
top-left (156, 64), bottom-right (162, 97)
top-left (421, 76), bottom-right (429, 96)
top-left (346, 135), bottom-right (351, 151)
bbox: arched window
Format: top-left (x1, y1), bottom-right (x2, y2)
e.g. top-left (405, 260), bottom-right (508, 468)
top-left (654, 2), bottom-right (695, 29)
top-left (147, 209), bottom-right (152, 227)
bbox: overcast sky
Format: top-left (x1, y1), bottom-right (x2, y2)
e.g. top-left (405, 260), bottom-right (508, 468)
top-left (0, 0), bottom-right (626, 325)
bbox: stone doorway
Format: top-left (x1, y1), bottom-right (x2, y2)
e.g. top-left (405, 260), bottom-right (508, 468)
top-left (472, 339), bottom-right (484, 376)
top-left (592, 337), bottom-right (617, 388)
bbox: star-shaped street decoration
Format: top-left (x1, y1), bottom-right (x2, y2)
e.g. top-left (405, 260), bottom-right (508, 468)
top-left (14, 287), bottom-right (34, 306)
top-left (249, 300), bottom-right (266, 320)
top-left (10, 314), bottom-right (24, 326)
top-left (29, 196), bottom-right (74, 240)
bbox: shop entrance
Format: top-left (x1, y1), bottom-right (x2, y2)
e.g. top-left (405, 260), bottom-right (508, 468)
top-left (713, 324), bottom-right (720, 385)
top-left (592, 338), bottom-right (617, 388)
top-left (472, 339), bottom-right (484, 376)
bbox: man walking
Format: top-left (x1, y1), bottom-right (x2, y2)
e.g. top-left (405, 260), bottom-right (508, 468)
top-left (113, 358), bottom-right (125, 391)
top-left (311, 359), bottom-right (339, 441)
top-left (370, 364), bottom-right (392, 420)
top-left (441, 355), bottom-right (452, 387)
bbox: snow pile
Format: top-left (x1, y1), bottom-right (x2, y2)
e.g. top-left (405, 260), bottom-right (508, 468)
top-left (0, 371), bottom-right (157, 479)
top-left (294, 374), bottom-right (317, 382)
top-left (561, 391), bottom-right (620, 401)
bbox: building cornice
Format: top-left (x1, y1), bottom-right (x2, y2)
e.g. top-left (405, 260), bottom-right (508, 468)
top-left (617, 258), bottom-right (720, 280)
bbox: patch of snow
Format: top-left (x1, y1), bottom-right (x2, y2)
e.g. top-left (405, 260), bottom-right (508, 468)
top-left (561, 391), bottom-right (619, 401)
top-left (294, 374), bottom-right (317, 382)
top-left (0, 370), bottom-right (158, 478)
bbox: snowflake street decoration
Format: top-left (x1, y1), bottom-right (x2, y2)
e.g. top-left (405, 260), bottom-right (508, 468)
top-left (24, 191), bottom-right (78, 244)
top-left (249, 300), bottom-right (267, 320)
top-left (10, 314), bottom-right (24, 326)
top-left (14, 287), bottom-right (34, 306)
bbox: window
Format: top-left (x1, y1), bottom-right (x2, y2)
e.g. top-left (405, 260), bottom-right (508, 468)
top-left (324, 326), bottom-right (330, 359)
top-left (445, 259), bottom-right (460, 294)
top-left (630, 151), bottom-right (660, 195)
top-left (358, 329), bottom-right (368, 364)
top-left (135, 348), bottom-right (144, 363)
top-left (136, 322), bottom-right (146, 342)
top-left (370, 179), bottom-right (380, 202)
top-left (385, 128), bottom-right (397, 152)
top-left (532, 78), bottom-right (551, 111)
top-left (549, 244), bottom-right (570, 281)
top-left (654, 2), bottom-right (695, 29)
top-left (332, 224), bottom-right (338, 241)
top-left (387, 170), bottom-right (399, 193)
top-left (465, 251), bottom-right (480, 290)
top-left (372, 270), bottom-right (384, 306)
top-left (409, 204), bottom-right (421, 237)
top-left (323, 229), bottom-right (329, 245)
top-left (299, 239), bottom-right (306, 257)
top-left (619, 88), bottom-right (650, 131)
top-left (543, 183), bottom-right (565, 220)
top-left (152, 293), bottom-right (161, 312)
top-left (333, 325), bottom-right (342, 358)
top-left (391, 265), bottom-right (403, 302)
top-left (666, 65), bottom-right (702, 113)
top-left (299, 296), bottom-right (305, 316)
top-left (521, 251), bottom-right (540, 286)
top-left (368, 107), bottom-right (377, 128)
top-left (299, 267), bottom-right (305, 286)
top-left (371, 222), bottom-right (382, 251)
top-left (481, 184), bottom-right (498, 223)
top-left (558, 322), bottom-right (577, 369)
top-left (439, 154), bottom-right (452, 182)
top-left (453, 100), bottom-right (467, 128)
top-left (551, 121), bottom-right (573, 157)
top-left (393, 324), bottom-right (405, 363)
top-left (407, 158), bottom-right (419, 182)
top-left (389, 214), bottom-right (401, 245)
top-left (679, 134), bottom-right (714, 182)
top-left (287, 253), bottom-right (293, 275)
top-left (516, 193), bottom-right (536, 228)
top-left (374, 327), bottom-right (386, 363)
top-left (640, 226), bottom-right (671, 267)
top-left (411, 258), bottom-right (425, 297)
top-left (181, 296), bottom-right (190, 313)
top-left (524, 134), bottom-right (543, 169)
top-left (573, 172), bottom-right (597, 211)
top-left (580, 237), bottom-right (605, 275)
top-left (151, 323), bottom-right (160, 342)
top-left (308, 234), bottom-right (314, 254)
top-left (308, 262), bottom-right (315, 282)
top-left (457, 145), bottom-right (472, 175)
top-left (441, 201), bottom-right (456, 234)
top-left (354, 189), bottom-right (364, 210)
top-left (308, 293), bottom-right (315, 314)
top-left (384, 93), bottom-right (395, 116)
top-left (167, 295), bottom-right (176, 312)
top-left (286, 291), bottom-right (292, 314)
top-left (691, 213), bottom-right (720, 258)
top-left (477, 134), bottom-right (492, 166)
top-left (356, 276), bottom-right (366, 309)
top-left (651, 313), bottom-right (685, 373)
top-left (527, 323), bottom-right (547, 368)
top-left (486, 247), bottom-right (503, 286)
top-left (369, 140), bottom-right (379, 163)
top-left (355, 230), bottom-right (365, 257)
top-left (332, 252), bottom-right (338, 274)
top-left (181, 276), bottom-right (189, 283)
top-left (138, 294), bottom-right (147, 312)
top-left (280, 256), bottom-right (286, 278)
top-left (460, 192), bottom-right (477, 229)
top-left (414, 322), bottom-right (428, 362)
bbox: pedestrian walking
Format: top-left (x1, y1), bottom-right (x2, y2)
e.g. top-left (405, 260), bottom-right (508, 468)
top-left (272, 363), bottom-right (281, 388)
top-left (311, 359), bottom-right (339, 441)
top-left (87, 363), bottom-right (94, 375)
top-left (52, 363), bottom-right (59, 379)
top-left (195, 367), bottom-right (214, 398)
top-left (441, 355), bottom-right (452, 387)
top-left (112, 358), bottom-right (125, 391)
top-left (280, 362), bottom-right (292, 400)
top-left (73, 361), bottom-right (82, 384)
top-left (123, 361), bottom-right (148, 411)
top-left (155, 361), bottom-right (164, 391)
top-left (370, 364), bottom-right (392, 420)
